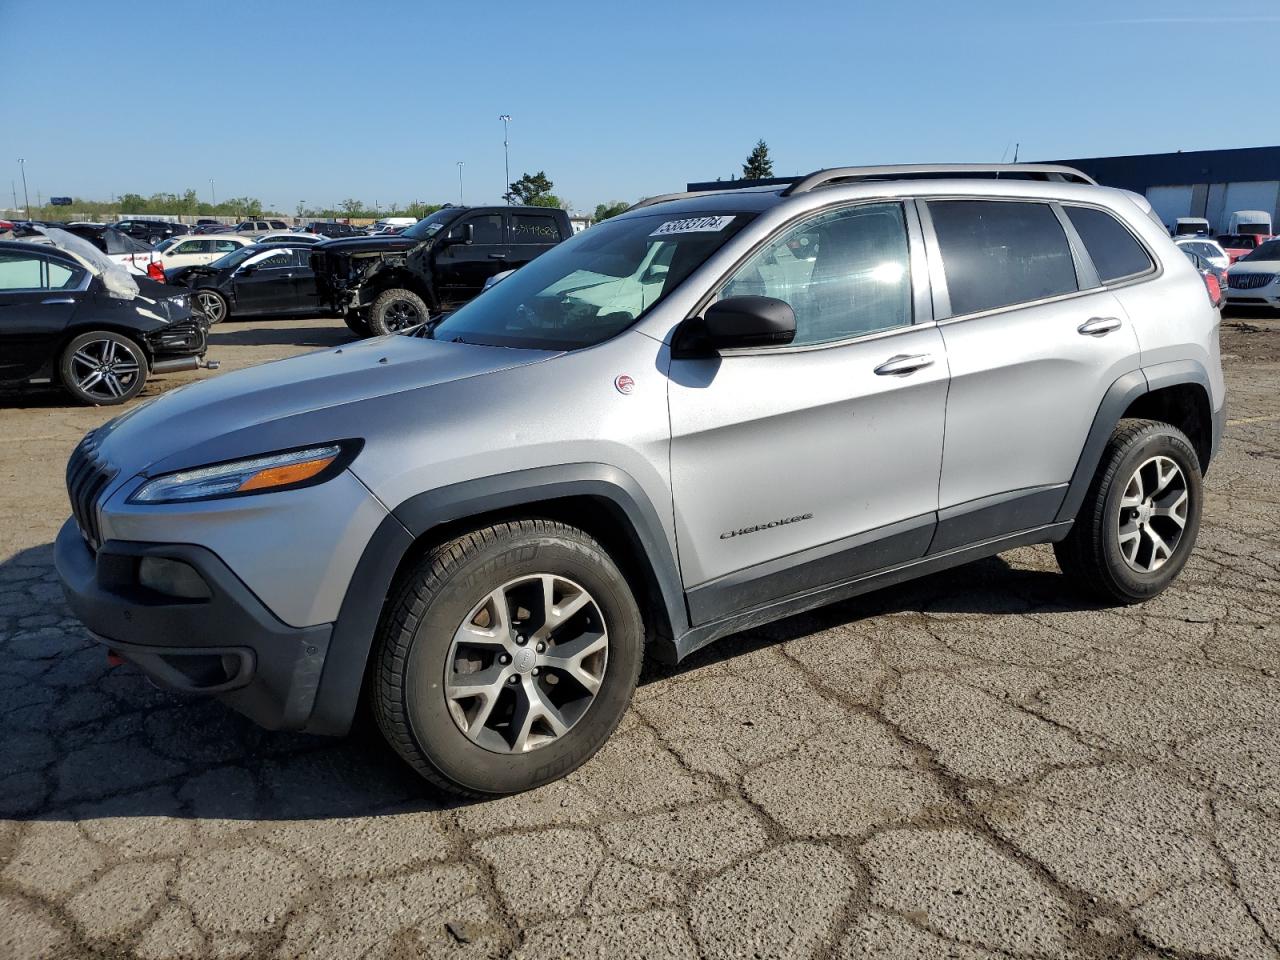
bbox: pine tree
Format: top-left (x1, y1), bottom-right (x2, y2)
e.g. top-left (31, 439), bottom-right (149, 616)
top-left (742, 140), bottom-right (774, 180)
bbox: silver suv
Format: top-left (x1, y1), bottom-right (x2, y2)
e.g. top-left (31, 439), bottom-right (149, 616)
top-left (57, 164), bottom-right (1225, 796)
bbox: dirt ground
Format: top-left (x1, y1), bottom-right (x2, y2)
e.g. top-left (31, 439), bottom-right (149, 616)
top-left (1, 311), bottom-right (1278, 960)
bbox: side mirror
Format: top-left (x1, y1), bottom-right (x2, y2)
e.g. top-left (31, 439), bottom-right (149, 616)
top-left (237, 263), bottom-right (256, 275)
top-left (444, 222), bottom-right (474, 246)
top-left (673, 296), bottom-right (796, 357)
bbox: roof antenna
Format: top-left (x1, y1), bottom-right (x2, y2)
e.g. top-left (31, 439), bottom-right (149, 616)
top-left (1012, 142), bottom-right (1020, 162)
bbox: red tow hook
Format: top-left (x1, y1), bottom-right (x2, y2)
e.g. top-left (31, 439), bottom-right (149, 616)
top-left (106, 650), bottom-right (124, 667)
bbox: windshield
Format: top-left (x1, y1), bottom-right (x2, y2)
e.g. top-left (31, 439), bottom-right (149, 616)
top-left (1174, 221), bottom-right (1208, 235)
top-left (1242, 239), bottom-right (1280, 262)
top-left (208, 245), bottom-right (262, 269)
top-left (402, 208), bottom-right (463, 240)
top-left (431, 211), bottom-right (756, 350)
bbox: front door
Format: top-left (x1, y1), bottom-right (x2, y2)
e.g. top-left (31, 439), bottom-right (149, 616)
top-left (0, 252), bottom-right (85, 382)
top-left (667, 201), bottom-right (949, 624)
top-left (435, 212), bottom-right (507, 304)
top-left (232, 247), bottom-right (300, 314)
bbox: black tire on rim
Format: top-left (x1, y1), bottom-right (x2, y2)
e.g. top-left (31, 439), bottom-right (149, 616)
top-left (373, 519), bottom-right (644, 797)
top-left (194, 289), bottom-right (228, 324)
top-left (1055, 418), bottom-right (1203, 604)
top-left (59, 331), bottom-right (149, 406)
top-left (368, 288), bottom-right (429, 337)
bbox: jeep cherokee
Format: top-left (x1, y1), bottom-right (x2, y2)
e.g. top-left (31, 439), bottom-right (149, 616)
top-left (56, 164), bottom-right (1225, 797)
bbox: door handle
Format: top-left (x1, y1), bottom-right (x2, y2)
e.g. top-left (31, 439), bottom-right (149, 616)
top-left (874, 353), bottom-right (935, 376)
top-left (488, 253), bottom-right (507, 259)
top-left (1078, 316), bottom-right (1122, 336)
top-left (41, 297), bottom-right (75, 305)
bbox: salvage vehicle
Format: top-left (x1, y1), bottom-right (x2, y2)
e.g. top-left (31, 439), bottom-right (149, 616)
top-left (311, 205), bottom-right (572, 336)
top-left (1, 232), bottom-right (212, 405)
top-left (166, 243), bottom-right (321, 322)
top-left (234, 219), bottom-right (290, 237)
top-left (114, 219), bottom-right (186, 245)
top-left (56, 164), bottom-right (1224, 796)
top-left (60, 223), bottom-right (161, 276)
top-left (155, 234), bottom-right (254, 270)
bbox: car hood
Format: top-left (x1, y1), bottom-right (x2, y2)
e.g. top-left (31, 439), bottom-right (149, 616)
top-left (1228, 260), bottom-right (1280, 274)
top-left (314, 235), bottom-right (419, 254)
top-left (93, 334), bottom-right (559, 480)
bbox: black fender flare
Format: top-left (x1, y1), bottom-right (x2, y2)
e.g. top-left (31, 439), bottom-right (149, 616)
top-left (305, 463), bottom-right (686, 735)
top-left (1055, 360), bottom-right (1214, 524)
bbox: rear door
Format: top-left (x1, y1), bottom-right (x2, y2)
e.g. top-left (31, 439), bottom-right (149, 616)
top-left (507, 211), bottom-right (565, 271)
top-left (922, 197), bottom-right (1143, 551)
top-left (0, 252), bottom-right (86, 382)
top-left (667, 200), bottom-right (948, 623)
top-left (230, 247), bottom-right (298, 314)
top-left (435, 212), bottom-right (507, 304)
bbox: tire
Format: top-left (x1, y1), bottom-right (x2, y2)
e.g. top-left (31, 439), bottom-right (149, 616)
top-left (193, 289), bottom-right (229, 324)
top-left (373, 519), bottom-right (644, 797)
top-left (1055, 418), bottom-right (1203, 604)
top-left (343, 312), bottom-right (371, 337)
top-left (368, 288), bottom-right (429, 336)
top-left (60, 331), bottom-right (149, 406)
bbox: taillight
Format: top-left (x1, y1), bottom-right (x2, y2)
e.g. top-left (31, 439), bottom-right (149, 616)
top-left (1203, 272), bottom-right (1221, 307)
top-left (147, 261), bottom-right (165, 282)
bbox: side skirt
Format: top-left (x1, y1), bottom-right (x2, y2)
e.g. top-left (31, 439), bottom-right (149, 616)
top-left (671, 521), bottom-right (1073, 662)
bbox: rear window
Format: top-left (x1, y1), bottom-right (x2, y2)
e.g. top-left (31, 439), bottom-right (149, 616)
top-left (927, 200), bottom-right (1078, 316)
top-left (1217, 235), bottom-right (1257, 249)
top-left (1064, 206), bottom-right (1153, 283)
top-left (511, 214), bottom-right (563, 244)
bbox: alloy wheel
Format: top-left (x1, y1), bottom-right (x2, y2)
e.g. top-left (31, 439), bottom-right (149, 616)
top-left (444, 574), bottom-right (608, 754)
top-left (383, 299), bottom-right (423, 332)
top-left (69, 339), bottom-right (141, 401)
top-left (194, 291), bottom-right (225, 322)
top-left (1116, 455), bottom-right (1190, 573)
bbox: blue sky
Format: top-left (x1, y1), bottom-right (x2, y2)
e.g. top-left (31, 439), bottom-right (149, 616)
top-left (2, 0), bottom-right (1277, 213)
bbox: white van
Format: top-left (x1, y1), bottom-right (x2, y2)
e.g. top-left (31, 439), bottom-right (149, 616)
top-left (369, 217), bottom-right (417, 234)
top-left (1229, 210), bottom-right (1273, 238)
top-left (1173, 217), bottom-right (1211, 236)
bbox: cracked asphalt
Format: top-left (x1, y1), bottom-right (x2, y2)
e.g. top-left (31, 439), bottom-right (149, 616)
top-left (2, 314), bottom-right (1278, 960)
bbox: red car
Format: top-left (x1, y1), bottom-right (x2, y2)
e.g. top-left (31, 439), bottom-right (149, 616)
top-left (1216, 234), bottom-right (1265, 264)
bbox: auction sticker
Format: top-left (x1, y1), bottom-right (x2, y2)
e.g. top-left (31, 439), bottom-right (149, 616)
top-left (650, 215), bottom-right (735, 236)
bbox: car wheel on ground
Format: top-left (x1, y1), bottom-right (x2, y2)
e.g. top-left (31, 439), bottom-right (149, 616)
top-left (372, 519), bottom-right (644, 797)
top-left (60, 331), bottom-right (149, 406)
top-left (343, 313), bottom-right (371, 337)
top-left (1055, 418), bottom-right (1203, 604)
top-left (368, 288), bottom-right (429, 336)
top-left (193, 290), bottom-right (229, 324)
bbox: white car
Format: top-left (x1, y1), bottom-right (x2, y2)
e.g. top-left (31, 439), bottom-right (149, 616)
top-left (1225, 238), bottom-right (1280, 310)
top-left (62, 224), bottom-right (161, 277)
top-left (1175, 237), bottom-right (1230, 271)
top-left (254, 231), bottom-right (325, 245)
top-left (155, 234), bottom-right (254, 270)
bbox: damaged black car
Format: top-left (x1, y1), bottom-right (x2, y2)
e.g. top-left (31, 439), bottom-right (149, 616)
top-left (311, 205), bottom-right (572, 336)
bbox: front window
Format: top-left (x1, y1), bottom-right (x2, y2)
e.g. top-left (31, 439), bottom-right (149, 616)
top-left (1243, 239), bottom-right (1280, 262)
top-left (402, 208), bottom-right (464, 241)
top-left (209, 246), bottom-right (263, 270)
top-left (431, 210), bottom-right (755, 350)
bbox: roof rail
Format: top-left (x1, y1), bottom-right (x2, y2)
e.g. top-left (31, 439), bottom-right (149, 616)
top-left (627, 191), bottom-right (709, 211)
top-left (780, 163), bottom-right (1097, 196)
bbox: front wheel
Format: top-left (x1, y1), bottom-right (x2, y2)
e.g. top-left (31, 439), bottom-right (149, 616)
top-left (1055, 419), bottom-right (1203, 604)
top-left (368, 288), bottom-right (429, 336)
top-left (60, 331), bottom-right (149, 405)
top-left (193, 289), bottom-right (229, 324)
top-left (373, 519), bottom-right (644, 797)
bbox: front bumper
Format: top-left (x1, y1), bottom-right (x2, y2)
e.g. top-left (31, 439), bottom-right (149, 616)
top-left (55, 517), bottom-right (332, 731)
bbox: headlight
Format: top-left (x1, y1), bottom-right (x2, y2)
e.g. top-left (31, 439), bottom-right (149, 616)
top-left (129, 443), bottom-right (359, 504)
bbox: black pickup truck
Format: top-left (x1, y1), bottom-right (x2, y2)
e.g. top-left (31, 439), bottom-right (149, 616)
top-left (311, 205), bottom-right (573, 336)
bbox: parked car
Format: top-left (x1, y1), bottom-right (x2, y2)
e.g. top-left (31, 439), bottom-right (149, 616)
top-left (256, 231), bottom-right (324, 245)
top-left (311, 205), bottom-right (573, 336)
top-left (1180, 248), bottom-right (1224, 308)
top-left (368, 217), bottom-right (417, 234)
top-left (1216, 233), bottom-right (1262, 263)
top-left (166, 243), bottom-right (320, 322)
top-left (0, 234), bottom-right (211, 405)
top-left (302, 221), bottom-right (362, 238)
top-left (59, 224), bottom-right (160, 276)
top-left (1228, 210), bottom-right (1273, 238)
top-left (233, 219), bottom-right (290, 237)
top-left (155, 234), bottom-right (254, 270)
top-left (1172, 217), bottom-right (1211, 237)
top-left (192, 222), bottom-right (235, 235)
top-left (114, 219), bottom-right (186, 245)
top-left (1174, 236), bottom-right (1230, 271)
top-left (1224, 237), bottom-right (1280, 310)
top-left (54, 163), bottom-right (1224, 797)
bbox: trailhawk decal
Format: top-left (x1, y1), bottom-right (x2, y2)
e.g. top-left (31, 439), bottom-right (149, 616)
top-left (650, 216), bottom-right (736, 237)
top-left (720, 513), bottom-right (813, 540)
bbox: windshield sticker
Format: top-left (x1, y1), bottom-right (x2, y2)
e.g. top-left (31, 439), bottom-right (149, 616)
top-left (650, 216), bottom-right (735, 237)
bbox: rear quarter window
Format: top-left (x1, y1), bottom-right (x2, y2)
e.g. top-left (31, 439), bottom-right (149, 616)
top-left (1064, 206), bottom-right (1153, 283)
top-left (927, 199), bottom-right (1078, 316)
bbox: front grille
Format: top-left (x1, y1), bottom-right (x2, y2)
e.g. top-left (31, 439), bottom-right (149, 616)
top-left (1227, 273), bottom-right (1275, 290)
top-left (66, 431), bottom-right (117, 551)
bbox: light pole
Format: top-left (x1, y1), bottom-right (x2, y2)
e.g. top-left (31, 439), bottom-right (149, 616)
top-left (499, 114), bottom-right (511, 203)
top-left (457, 161), bottom-right (464, 205)
top-left (209, 178), bottom-right (216, 206)
top-left (17, 158), bottom-right (30, 219)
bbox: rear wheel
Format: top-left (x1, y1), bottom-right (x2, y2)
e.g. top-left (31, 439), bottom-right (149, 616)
top-left (193, 289), bottom-right (228, 324)
top-left (1055, 419), bottom-right (1203, 603)
top-left (343, 312), bottom-right (370, 337)
top-left (60, 331), bottom-right (148, 406)
top-left (368, 288), bottom-right (429, 337)
top-left (373, 519), bottom-right (644, 797)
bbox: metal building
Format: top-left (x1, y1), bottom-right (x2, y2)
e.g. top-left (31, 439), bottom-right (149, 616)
top-left (1053, 145), bottom-right (1280, 234)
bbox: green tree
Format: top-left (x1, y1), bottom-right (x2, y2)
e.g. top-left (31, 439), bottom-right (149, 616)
top-left (593, 201), bottom-right (630, 222)
top-left (339, 198), bottom-right (364, 216)
top-left (742, 139), bottom-right (774, 180)
top-left (505, 171), bottom-right (555, 206)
